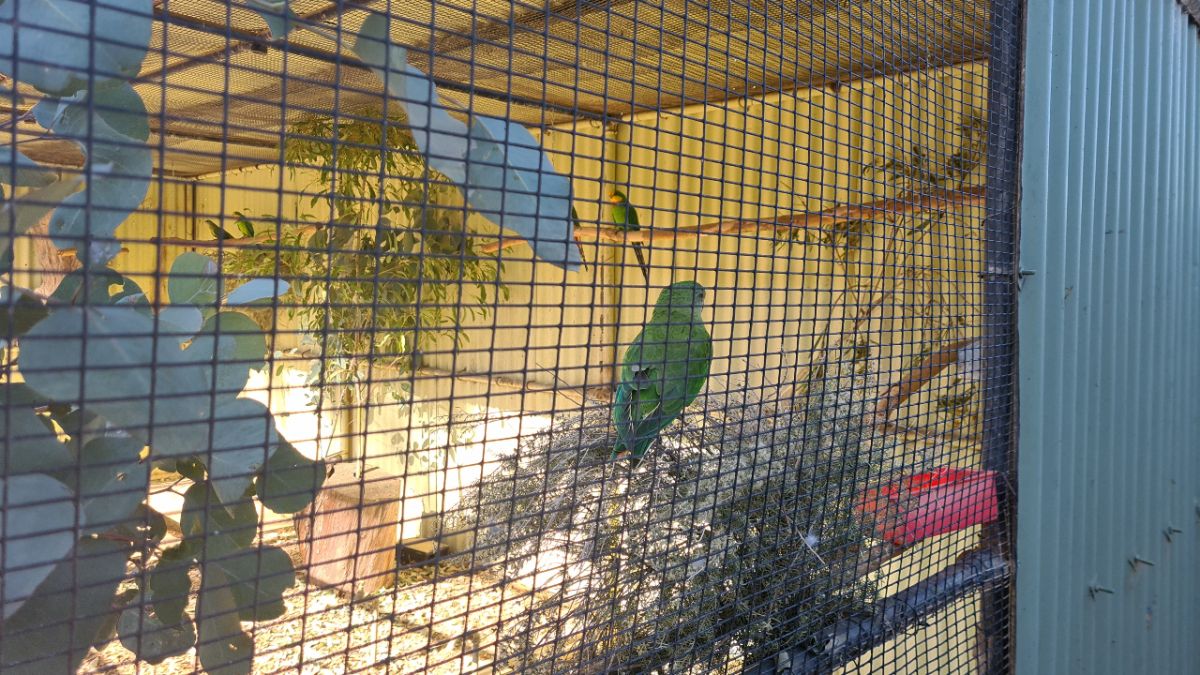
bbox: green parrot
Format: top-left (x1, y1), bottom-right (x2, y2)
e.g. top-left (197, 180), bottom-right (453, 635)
top-left (608, 189), bottom-right (651, 283)
top-left (233, 211), bottom-right (255, 238)
top-left (206, 219), bottom-right (234, 241)
top-left (612, 281), bottom-right (712, 464)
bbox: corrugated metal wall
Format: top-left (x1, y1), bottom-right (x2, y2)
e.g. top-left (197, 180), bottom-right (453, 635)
top-left (1017, 1), bottom-right (1200, 672)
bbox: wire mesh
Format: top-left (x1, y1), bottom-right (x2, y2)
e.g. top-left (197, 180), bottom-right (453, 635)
top-left (0, 0), bottom-right (1021, 673)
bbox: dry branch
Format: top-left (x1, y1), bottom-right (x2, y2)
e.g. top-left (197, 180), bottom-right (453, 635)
top-left (874, 338), bottom-right (977, 419)
top-left (478, 185), bottom-right (985, 254)
top-left (153, 224), bottom-right (321, 249)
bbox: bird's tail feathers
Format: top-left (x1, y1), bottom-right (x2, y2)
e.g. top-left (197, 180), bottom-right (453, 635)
top-left (632, 244), bottom-right (651, 283)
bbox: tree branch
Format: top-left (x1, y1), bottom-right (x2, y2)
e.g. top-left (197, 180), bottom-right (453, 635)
top-left (478, 186), bottom-right (985, 254)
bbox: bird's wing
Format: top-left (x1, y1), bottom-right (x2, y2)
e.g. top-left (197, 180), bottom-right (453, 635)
top-left (616, 327), bottom-right (669, 445)
top-left (684, 323), bottom-right (714, 401)
top-left (653, 313), bottom-right (710, 412)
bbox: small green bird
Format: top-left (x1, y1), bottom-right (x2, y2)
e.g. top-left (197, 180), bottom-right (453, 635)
top-left (612, 281), bottom-right (713, 464)
top-left (206, 219), bottom-right (234, 241)
top-left (233, 211), bottom-right (255, 238)
top-left (609, 189), bottom-right (651, 284)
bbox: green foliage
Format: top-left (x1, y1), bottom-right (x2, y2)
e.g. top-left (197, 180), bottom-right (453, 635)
top-left (0, 5), bottom-right (571, 670)
top-left (353, 13), bottom-right (583, 270)
top-left (0, 2), bottom-right (323, 670)
top-left (220, 110), bottom-right (507, 401)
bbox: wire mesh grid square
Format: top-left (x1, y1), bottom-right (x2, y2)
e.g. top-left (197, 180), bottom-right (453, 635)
top-left (0, 0), bottom-right (1021, 673)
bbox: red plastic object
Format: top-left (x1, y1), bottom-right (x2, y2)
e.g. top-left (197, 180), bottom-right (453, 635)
top-left (855, 467), bottom-right (999, 546)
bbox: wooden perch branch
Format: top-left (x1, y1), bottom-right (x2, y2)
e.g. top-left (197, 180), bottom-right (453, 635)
top-left (478, 185), bottom-right (986, 254)
top-left (874, 338), bottom-right (978, 419)
top-left (153, 224), bottom-right (320, 249)
top-left (149, 186), bottom-right (984, 255)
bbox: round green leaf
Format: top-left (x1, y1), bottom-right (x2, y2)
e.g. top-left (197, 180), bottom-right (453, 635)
top-left (18, 306), bottom-right (226, 454)
top-left (0, 286), bottom-right (49, 339)
top-left (175, 456), bottom-right (208, 482)
top-left (196, 568), bottom-right (254, 675)
top-left (254, 440), bottom-right (325, 514)
top-left (158, 306), bottom-right (204, 337)
top-left (203, 397), bottom-right (277, 510)
top-left (224, 278), bottom-right (290, 306)
top-left (195, 311), bottom-right (267, 393)
top-left (78, 436), bottom-right (149, 535)
top-left (117, 606), bottom-right (197, 664)
top-left (0, 405), bottom-right (73, 476)
top-left (0, 539), bottom-right (129, 673)
top-left (0, 474), bottom-right (82, 619)
top-left (149, 544), bottom-right (193, 626)
top-left (180, 482), bottom-right (257, 555)
top-left (0, 0), bottom-right (153, 96)
top-left (167, 252), bottom-right (220, 310)
top-left (207, 545), bottom-right (294, 621)
top-left (35, 85), bottom-right (151, 264)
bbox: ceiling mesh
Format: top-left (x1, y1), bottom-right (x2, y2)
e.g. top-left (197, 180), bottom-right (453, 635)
top-left (12, 0), bottom-right (989, 177)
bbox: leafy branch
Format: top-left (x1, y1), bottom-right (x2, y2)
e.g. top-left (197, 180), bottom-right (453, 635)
top-left (0, 3), bottom-right (326, 672)
top-left (0, 5), bottom-right (581, 670)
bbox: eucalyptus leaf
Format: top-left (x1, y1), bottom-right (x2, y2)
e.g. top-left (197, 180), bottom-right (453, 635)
top-left (196, 567), bottom-right (254, 675)
top-left (465, 116), bottom-right (581, 269)
top-left (39, 84), bottom-right (151, 264)
top-left (180, 481), bottom-right (257, 555)
top-left (0, 382), bottom-right (51, 407)
top-left (0, 474), bottom-right (82, 619)
top-left (33, 83), bottom-right (150, 143)
top-left (0, 539), bottom-right (129, 674)
top-left (0, 405), bottom-right (73, 475)
top-left (352, 13), bottom-right (582, 271)
top-left (173, 455), bottom-right (208, 483)
top-left (205, 397), bottom-right (277, 509)
top-left (77, 435), bottom-right (149, 535)
top-left (195, 311), bottom-right (268, 394)
top-left (205, 545), bottom-right (294, 621)
top-left (111, 502), bottom-right (168, 547)
top-left (0, 175), bottom-right (85, 248)
top-left (94, 587), bottom-right (140, 651)
top-left (159, 305), bottom-right (204, 337)
top-left (0, 145), bottom-right (58, 187)
top-left (0, 0), bottom-right (153, 96)
top-left (149, 544), bottom-right (194, 627)
top-left (167, 252), bottom-right (221, 310)
top-left (17, 307), bottom-right (218, 449)
top-left (117, 605), bottom-right (197, 664)
top-left (49, 265), bottom-right (142, 305)
top-left (243, 0), bottom-right (302, 41)
top-left (0, 285), bottom-right (49, 338)
top-left (254, 439), bottom-right (325, 514)
top-left (224, 278), bottom-right (290, 306)
top-left (352, 15), bottom-right (470, 186)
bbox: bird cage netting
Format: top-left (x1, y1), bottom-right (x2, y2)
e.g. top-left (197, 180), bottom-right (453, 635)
top-left (0, 0), bottom-right (1022, 673)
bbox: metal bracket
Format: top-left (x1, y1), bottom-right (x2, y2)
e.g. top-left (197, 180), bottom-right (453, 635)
top-left (980, 266), bottom-right (1035, 290)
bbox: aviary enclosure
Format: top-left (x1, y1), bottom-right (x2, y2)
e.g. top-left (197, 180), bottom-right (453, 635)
top-left (0, 1), bottom-right (1021, 673)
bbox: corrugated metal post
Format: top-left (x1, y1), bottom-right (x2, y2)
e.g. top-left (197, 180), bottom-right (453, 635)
top-left (979, 0), bottom-right (1026, 672)
top-left (1018, 1), bottom-right (1200, 672)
